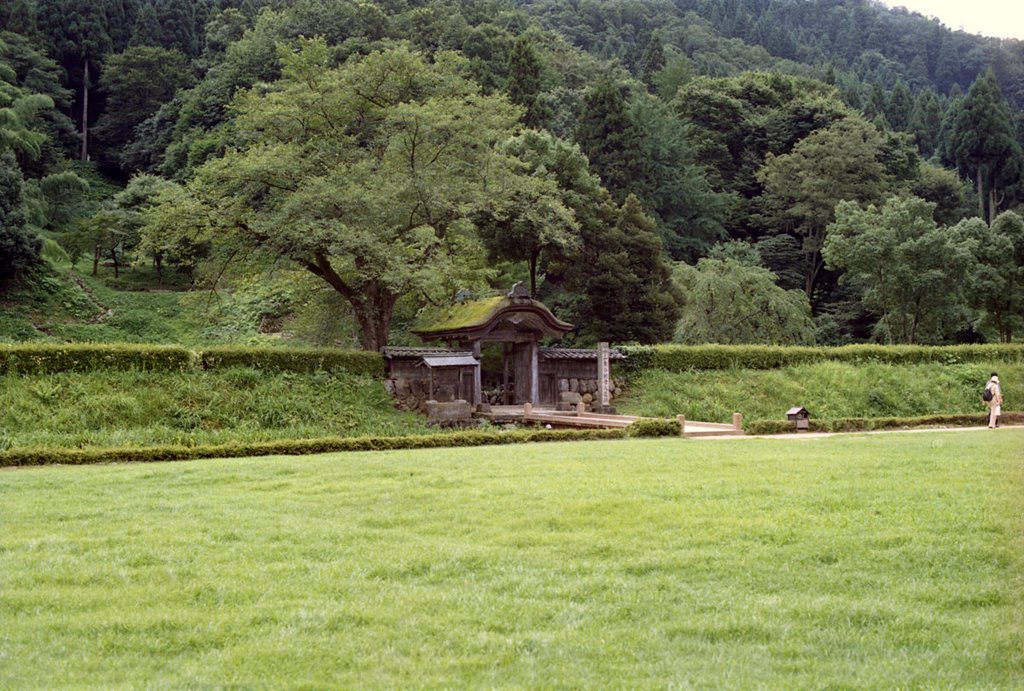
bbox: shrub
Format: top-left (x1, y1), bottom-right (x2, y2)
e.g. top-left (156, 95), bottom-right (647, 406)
top-left (626, 418), bottom-right (682, 437)
top-left (0, 343), bottom-right (195, 374)
top-left (0, 428), bottom-right (627, 467)
top-left (618, 343), bottom-right (1024, 373)
top-left (199, 346), bottom-right (384, 376)
top-left (743, 413), bottom-right (1016, 435)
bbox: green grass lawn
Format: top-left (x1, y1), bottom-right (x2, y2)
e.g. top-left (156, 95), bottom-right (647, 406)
top-left (2, 431), bottom-right (1022, 687)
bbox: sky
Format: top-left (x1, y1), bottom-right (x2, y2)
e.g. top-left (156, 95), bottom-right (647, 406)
top-left (877, 0), bottom-right (1024, 40)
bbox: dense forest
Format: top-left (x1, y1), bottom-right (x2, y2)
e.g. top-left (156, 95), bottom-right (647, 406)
top-left (2, 0), bottom-right (1023, 348)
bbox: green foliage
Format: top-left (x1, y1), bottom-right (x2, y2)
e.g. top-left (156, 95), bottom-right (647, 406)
top-left (673, 257), bottom-right (815, 345)
top-left (0, 342), bottom-right (195, 374)
top-left (744, 413), bottom-right (1023, 436)
top-left (571, 194), bottom-right (681, 344)
top-left (757, 116), bottom-right (900, 300)
top-left (619, 343), bottom-right (1024, 373)
top-left (950, 70), bottom-right (1021, 223)
top-left (825, 196), bottom-right (975, 344)
top-left (618, 359), bottom-right (1022, 424)
top-left (0, 149), bottom-right (41, 280)
top-left (162, 41), bottom-right (524, 350)
top-left (92, 45), bottom-right (192, 171)
top-left (626, 417), bottom-right (680, 438)
top-left (0, 425), bottom-right (624, 467)
top-left (0, 342), bottom-right (382, 376)
top-left (200, 347), bottom-right (383, 376)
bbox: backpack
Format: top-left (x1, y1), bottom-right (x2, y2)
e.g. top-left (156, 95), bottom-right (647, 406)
top-left (983, 386), bottom-right (994, 402)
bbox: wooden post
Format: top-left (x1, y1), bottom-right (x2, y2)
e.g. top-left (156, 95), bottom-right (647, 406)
top-left (732, 412), bottom-right (743, 433)
top-left (576, 401), bottom-right (585, 416)
top-left (677, 414), bottom-right (686, 437)
top-left (530, 340), bottom-right (539, 406)
top-left (597, 341), bottom-right (610, 410)
top-left (502, 342), bottom-right (510, 405)
top-left (471, 340), bottom-right (482, 407)
top-left (523, 402), bottom-right (533, 418)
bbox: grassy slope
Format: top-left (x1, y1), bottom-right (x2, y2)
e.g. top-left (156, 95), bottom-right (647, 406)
top-left (618, 361), bottom-right (1023, 423)
top-left (1, 431), bottom-right (1022, 687)
top-left (0, 369), bottom-right (431, 449)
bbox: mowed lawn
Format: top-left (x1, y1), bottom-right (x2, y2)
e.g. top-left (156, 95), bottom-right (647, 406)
top-left (1, 431), bottom-right (1022, 687)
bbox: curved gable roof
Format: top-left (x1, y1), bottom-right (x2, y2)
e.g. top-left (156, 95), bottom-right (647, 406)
top-left (413, 292), bottom-right (573, 342)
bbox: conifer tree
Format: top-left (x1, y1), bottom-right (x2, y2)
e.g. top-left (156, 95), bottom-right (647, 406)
top-left (506, 36), bottom-right (544, 128)
top-left (951, 70), bottom-right (1021, 223)
top-left (574, 80), bottom-right (646, 203)
top-left (639, 33), bottom-right (665, 88)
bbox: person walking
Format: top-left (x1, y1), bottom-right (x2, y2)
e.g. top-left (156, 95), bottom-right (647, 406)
top-left (984, 373), bottom-right (1003, 428)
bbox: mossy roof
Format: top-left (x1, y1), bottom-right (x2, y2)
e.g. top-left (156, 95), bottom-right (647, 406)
top-left (414, 295), bottom-right (573, 339)
top-left (419, 296), bottom-right (507, 333)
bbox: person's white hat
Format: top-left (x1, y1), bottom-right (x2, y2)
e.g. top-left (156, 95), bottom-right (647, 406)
top-left (991, 375), bottom-right (1000, 382)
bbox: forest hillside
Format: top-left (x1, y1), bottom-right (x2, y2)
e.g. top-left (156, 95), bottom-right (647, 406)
top-left (2, 0), bottom-right (1023, 348)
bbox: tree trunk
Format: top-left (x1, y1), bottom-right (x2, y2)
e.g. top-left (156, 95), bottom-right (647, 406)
top-left (301, 253), bottom-right (396, 350)
top-left (80, 59), bottom-right (89, 161)
top-left (977, 163), bottom-right (985, 221)
top-left (154, 252), bottom-right (163, 287)
top-left (92, 246), bottom-right (99, 276)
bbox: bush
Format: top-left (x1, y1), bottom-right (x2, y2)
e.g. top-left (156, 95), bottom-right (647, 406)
top-left (618, 343), bottom-right (1024, 373)
top-left (0, 343), bottom-right (383, 376)
top-left (199, 346), bottom-right (384, 376)
top-left (743, 413), bottom-right (1018, 435)
top-left (626, 418), bottom-right (682, 437)
top-left (0, 343), bottom-right (195, 374)
top-left (0, 428), bottom-right (627, 467)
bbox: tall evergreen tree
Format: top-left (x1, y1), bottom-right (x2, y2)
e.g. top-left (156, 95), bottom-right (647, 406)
top-left (130, 1), bottom-right (163, 48)
top-left (0, 150), bottom-right (41, 282)
top-left (505, 36), bottom-right (544, 128)
top-left (951, 70), bottom-right (1021, 223)
top-left (885, 80), bottom-right (912, 132)
top-left (639, 33), bottom-right (665, 88)
top-left (909, 89), bottom-right (942, 158)
top-left (574, 80), bottom-right (646, 203)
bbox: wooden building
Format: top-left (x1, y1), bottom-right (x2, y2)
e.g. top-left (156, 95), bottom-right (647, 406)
top-left (383, 284), bottom-right (623, 410)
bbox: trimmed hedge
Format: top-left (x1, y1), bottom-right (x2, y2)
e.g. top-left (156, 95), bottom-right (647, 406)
top-left (0, 428), bottom-right (627, 467)
top-left (627, 418), bottom-right (683, 437)
top-left (745, 412), bottom-right (1022, 435)
top-left (199, 346), bottom-right (384, 376)
top-left (0, 344), bottom-right (383, 376)
top-left (618, 343), bottom-right (1024, 373)
top-left (0, 343), bottom-right (196, 374)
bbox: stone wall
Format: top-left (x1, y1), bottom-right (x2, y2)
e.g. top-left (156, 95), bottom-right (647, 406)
top-left (557, 376), bottom-right (626, 406)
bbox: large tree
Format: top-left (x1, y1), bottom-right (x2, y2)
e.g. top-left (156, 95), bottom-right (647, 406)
top-left (824, 196), bottom-right (975, 344)
top-left (92, 45), bottom-right (191, 172)
top-left (950, 70), bottom-right (1021, 224)
top-left (672, 255), bottom-right (815, 345)
top-left (147, 41), bottom-right (524, 350)
top-left (756, 116), bottom-right (896, 303)
top-left (956, 211), bottom-right (1024, 342)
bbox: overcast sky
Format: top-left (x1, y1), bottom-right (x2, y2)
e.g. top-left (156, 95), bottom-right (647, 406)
top-left (877, 0), bottom-right (1024, 40)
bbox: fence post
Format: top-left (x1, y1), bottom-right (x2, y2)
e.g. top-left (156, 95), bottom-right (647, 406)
top-left (677, 414), bottom-right (686, 437)
top-left (733, 412), bottom-right (743, 433)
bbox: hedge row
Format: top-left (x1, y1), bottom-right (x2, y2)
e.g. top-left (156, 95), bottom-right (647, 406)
top-left (0, 344), bottom-right (383, 376)
top-left (745, 412), bottom-right (1022, 435)
top-left (618, 343), bottom-right (1024, 373)
top-left (199, 346), bottom-right (383, 376)
top-left (0, 428), bottom-right (627, 467)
